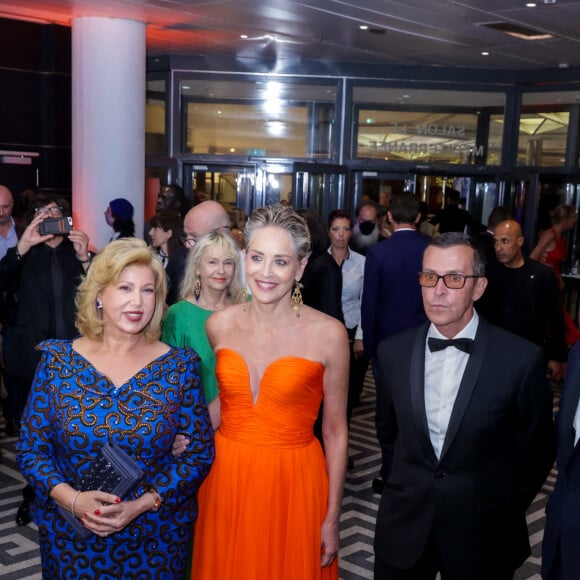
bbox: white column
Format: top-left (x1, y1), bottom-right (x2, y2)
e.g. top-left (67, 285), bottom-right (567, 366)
top-left (72, 16), bottom-right (146, 252)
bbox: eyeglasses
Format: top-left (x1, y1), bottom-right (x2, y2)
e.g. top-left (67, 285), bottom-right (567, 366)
top-left (35, 205), bottom-right (63, 216)
top-left (418, 272), bottom-right (481, 290)
top-left (180, 225), bottom-right (231, 248)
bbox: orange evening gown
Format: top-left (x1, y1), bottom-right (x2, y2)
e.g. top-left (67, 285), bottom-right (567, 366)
top-left (191, 348), bottom-right (339, 580)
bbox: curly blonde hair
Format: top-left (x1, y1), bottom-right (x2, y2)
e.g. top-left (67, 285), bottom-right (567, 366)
top-left (75, 238), bottom-right (167, 341)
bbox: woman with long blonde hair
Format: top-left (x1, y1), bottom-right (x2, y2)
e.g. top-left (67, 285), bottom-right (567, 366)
top-left (162, 231), bottom-right (245, 427)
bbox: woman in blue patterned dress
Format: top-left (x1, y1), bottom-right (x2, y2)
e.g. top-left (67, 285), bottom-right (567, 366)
top-left (16, 238), bottom-right (215, 579)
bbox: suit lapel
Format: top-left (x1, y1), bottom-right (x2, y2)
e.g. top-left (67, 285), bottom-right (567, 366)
top-left (410, 324), bottom-right (438, 463)
top-left (439, 318), bottom-right (488, 462)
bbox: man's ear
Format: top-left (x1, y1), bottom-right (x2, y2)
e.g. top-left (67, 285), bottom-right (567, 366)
top-left (473, 276), bottom-right (488, 302)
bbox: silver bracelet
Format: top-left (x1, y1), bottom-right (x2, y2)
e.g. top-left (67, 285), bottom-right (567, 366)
top-left (71, 491), bottom-right (81, 518)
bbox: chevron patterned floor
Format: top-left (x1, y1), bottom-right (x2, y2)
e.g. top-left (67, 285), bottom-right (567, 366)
top-left (0, 373), bottom-right (559, 580)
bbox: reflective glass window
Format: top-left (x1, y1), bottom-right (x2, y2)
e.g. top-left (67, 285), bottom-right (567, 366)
top-left (180, 79), bottom-right (338, 159)
top-left (353, 87), bottom-right (505, 165)
top-left (146, 78), bottom-right (166, 154)
top-left (517, 91), bottom-right (577, 167)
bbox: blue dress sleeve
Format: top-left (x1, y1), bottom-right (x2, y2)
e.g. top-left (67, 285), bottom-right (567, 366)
top-left (16, 345), bottom-right (68, 502)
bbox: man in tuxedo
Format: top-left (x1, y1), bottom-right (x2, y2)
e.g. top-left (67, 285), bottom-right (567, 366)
top-left (542, 340), bottom-right (580, 579)
top-left (374, 232), bottom-right (555, 580)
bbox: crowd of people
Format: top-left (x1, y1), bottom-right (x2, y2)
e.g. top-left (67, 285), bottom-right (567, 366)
top-left (0, 182), bottom-right (579, 579)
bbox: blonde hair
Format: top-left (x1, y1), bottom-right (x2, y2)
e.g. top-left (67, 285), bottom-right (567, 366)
top-left (179, 231), bottom-right (245, 304)
top-left (245, 204), bottom-right (311, 260)
top-left (550, 204), bottom-right (576, 225)
top-left (75, 238), bottom-right (167, 341)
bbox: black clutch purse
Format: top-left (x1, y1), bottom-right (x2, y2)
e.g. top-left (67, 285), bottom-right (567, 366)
top-left (58, 441), bottom-right (144, 539)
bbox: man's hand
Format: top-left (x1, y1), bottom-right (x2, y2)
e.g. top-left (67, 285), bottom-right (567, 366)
top-left (547, 360), bottom-right (564, 383)
top-left (16, 213), bottom-right (54, 256)
top-left (68, 229), bottom-right (90, 261)
top-left (352, 338), bottom-right (365, 360)
top-left (172, 433), bottom-right (190, 457)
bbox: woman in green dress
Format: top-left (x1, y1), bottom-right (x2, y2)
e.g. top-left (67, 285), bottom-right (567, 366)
top-left (162, 231), bottom-right (246, 427)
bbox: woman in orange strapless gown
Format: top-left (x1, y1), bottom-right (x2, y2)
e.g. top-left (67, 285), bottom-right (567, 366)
top-left (191, 205), bottom-right (349, 580)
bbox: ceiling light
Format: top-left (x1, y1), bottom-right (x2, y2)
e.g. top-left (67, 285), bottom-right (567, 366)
top-left (359, 25), bottom-right (369, 30)
top-left (526, 2), bottom-right (536, 6)
top-left (481, 51), bottom-right (490, 56)
top-left (240, 34), bottom-right (248, 39)
top-left (482, 22), bottom-right (553, 40)
top-left (266, 121), bottom-right (285, 137)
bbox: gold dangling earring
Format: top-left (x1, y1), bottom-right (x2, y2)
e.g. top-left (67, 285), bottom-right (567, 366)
top-left (242, 287), bottom-right (248, 312)
top-left (194, 276), bottom-right (201, 301)
top-left (291, 283), bottom-right (303, 318)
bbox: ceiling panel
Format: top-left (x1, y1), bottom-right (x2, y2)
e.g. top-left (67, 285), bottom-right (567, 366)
top-left (1, 0), bottom-right (580, 70)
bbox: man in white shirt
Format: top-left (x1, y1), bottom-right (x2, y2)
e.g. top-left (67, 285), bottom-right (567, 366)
top-left (373, 232), bottom-right (555, 580)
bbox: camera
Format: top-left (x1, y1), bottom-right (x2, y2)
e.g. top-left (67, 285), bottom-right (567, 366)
top-left (39, 216), bottom-right (73, 235)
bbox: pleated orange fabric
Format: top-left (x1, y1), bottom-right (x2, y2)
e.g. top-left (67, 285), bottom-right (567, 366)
top-left (191, 348), bottom-right (338, 580)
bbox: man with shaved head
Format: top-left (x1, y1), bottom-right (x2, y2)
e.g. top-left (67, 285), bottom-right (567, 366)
top-left (477, 219), bottom-right (566, 381)
top-left (182, 200), bottom-right (232, 249)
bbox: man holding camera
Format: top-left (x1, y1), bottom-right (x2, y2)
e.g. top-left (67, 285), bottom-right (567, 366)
top-left (0, 195), bottom-right (90, 525)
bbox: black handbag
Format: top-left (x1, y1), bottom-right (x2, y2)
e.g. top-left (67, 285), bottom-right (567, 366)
top-left (58, 440), bottom-right (144, 539)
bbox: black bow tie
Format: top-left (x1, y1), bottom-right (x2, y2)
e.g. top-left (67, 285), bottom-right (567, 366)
top-left (428, 337), bottom-right (473, 354)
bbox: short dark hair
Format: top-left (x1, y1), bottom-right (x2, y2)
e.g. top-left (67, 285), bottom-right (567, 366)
top-left (428, 232), bottom-right (485, 276)
top-left (327, 209), bottom-right (352, 229)
top-left (388, 192), bottom-right (420, 225)
top-left (446, 189), bottom-right (461, 203)
top-left (487, 206), bottom-right (512, 229)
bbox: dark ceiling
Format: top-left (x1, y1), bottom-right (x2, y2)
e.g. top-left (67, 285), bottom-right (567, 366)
top-left (2, 0), bottom-right (580, 70)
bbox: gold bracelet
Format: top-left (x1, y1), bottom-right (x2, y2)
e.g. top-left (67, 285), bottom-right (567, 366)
top-left (71, 491), bottom-right (81, 518)
top-left (147, 489), bottom-right (162, 512)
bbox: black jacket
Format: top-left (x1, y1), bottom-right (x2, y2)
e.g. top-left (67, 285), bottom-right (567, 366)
top-left (0, 240), bottom-right (84, 383)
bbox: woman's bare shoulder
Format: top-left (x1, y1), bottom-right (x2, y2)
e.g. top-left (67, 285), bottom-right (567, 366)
top-left (302, 307), bottom-right (348, 346)
top-left (206, 304), bottom-right (245, 340)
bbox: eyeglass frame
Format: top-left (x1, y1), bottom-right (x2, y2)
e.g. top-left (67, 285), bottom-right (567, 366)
top-left (35, 204), bottom-right (64, 216)
top-left (180, 225), bottom-right (231, 248)
top-left (418, 271), bottom-right (482, 290)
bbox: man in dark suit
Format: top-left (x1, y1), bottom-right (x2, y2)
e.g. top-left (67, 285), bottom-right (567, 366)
top-left (361, 192), bottom-right (429, 362)
top-left (543, 342), bottom-right (580, 579)
top-left (477, 219), bottom-right (566, 383)
top-left (430, 189), bottom-right (483, 235)
top-left (362, 192), bottom-right (430, 493)
top-left (374, 232), bottom-right (555, 580)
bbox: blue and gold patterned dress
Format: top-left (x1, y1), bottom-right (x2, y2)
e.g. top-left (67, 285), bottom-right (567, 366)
top-left (16, 339), bottom-right (214, 580)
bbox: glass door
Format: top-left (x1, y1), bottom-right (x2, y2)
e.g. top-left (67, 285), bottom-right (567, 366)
top-left (182, 162), bottom-right (259, 217)
top-left (293, 163), bottom-right (346, 221)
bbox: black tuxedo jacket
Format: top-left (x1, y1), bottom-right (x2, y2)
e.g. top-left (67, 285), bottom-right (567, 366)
top-left (543, 342), bottom-right (580, 578)
top-left (374, 318), bottom-right (555, 574)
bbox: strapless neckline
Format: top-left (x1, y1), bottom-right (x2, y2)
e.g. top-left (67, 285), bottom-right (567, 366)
top-left (216, 347), bottom-right (324, 406)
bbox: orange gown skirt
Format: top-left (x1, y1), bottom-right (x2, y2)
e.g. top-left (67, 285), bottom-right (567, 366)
top-left (191, 348), bottom-right (338, 580)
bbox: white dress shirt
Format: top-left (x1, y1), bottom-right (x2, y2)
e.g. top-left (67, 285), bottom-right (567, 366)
top-left (424, 312), bottom-right (479, 459)
top-left (572, 397), bottom-right (580, 446)
top-left (328, 246), bottom-right (366, 339)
